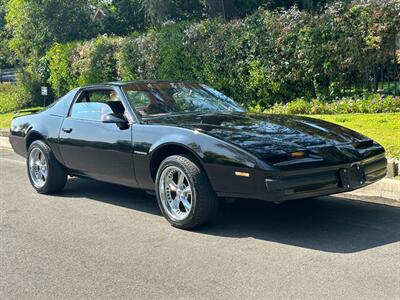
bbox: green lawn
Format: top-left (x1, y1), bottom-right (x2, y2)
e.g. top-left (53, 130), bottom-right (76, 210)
top-left (1, 111), bottom-right (399, 158)
top-left (0, 108), bottom-right (42, 131)
top-left (308, 113), bottom-right (400, 158)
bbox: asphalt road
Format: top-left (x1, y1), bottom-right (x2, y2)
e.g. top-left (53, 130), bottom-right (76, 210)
top-left (1, 149), bottom-right (399, 299)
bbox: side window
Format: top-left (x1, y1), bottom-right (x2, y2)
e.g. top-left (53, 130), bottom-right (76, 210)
top-left (70, 90), bottom-right (126, 122)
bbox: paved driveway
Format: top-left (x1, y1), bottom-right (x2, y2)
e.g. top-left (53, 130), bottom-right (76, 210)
top-left (1, 150), bottom-right (399, 299)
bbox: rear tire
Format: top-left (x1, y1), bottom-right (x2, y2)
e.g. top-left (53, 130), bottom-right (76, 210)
top-left (155, 155), bottom-right (218, 229)
top-left (27, 140), bottom-right (67, 194)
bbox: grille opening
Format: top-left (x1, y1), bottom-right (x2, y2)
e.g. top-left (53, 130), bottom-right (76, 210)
top-left (354, 140), bottom-right (373, 149)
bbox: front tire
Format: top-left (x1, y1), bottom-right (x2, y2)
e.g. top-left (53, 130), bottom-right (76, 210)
top-left (27, 140), bottom-right (67, 194)
top-left (155, 155), bottom-right (218, 229)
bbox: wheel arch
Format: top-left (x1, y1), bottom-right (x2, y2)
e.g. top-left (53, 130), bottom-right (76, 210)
top-left (149, 143), bottom-right (207, 182)
top-left (26, 130), bottom-right (46, 150)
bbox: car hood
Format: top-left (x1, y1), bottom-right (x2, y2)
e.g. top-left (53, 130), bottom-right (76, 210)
top-left (145, 112), bottom-right (381, 164)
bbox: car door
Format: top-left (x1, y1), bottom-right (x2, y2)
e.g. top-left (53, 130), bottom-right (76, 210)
top-left (58, 87), bottom-right (137, 187)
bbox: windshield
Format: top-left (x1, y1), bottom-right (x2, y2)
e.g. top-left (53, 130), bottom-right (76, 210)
top-left (122, 82), bottom-right (245, 118)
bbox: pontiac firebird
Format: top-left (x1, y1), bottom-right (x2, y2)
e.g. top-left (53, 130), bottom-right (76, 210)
top-left (9, 81), bottom-right (387, 229)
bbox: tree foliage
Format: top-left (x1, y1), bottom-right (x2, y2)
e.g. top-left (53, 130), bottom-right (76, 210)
top-left (102, 0), bottom-right (332, 31)
top-left (4, 0), bottom-right (97, 105)
top-left (141, 0), bottom-right (203, 26)
top-left (6, 0), bottom-right (96, 64)
top-left (2, 0), bottom-right (398, 106)
top-left (0, 0), bottom-right (13, 68)
top-left (45, 0), bottom-right (399, 104)
top-left (96, 0), bottom-right (146, 35)
top-left (2, 0), bottom-right (343, 66)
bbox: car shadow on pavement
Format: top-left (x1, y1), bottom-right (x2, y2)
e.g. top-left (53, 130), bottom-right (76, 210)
top-left (61, 177), bottom-right (400, 254)
top-left (60, 177), bottom-right (162, 216)
top-left (200, 197), bottom-right (400, 253)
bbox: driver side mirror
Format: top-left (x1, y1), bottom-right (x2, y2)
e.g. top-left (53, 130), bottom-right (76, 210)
top-left (102, 113), bottom-right (129, 129)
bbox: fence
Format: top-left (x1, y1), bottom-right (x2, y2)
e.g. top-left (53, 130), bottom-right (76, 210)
top-left (373, 64), bottom-right (399, 96)
top-left (341, 63), bottom-right (399, 97)
top-left (0, 68), bottom-right (17, 84)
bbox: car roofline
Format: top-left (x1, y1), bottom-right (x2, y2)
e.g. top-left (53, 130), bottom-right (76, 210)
top-left (81, 80), bottom-right (201, 89)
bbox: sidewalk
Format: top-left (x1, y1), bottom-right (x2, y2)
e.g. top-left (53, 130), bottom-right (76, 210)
top-left (0, 136), bottom-right (399, 206)
top-left (0, 136), bottom-right (10, 149)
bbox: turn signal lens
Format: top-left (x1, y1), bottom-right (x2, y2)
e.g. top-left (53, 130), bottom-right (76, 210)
top-left (235, 171), bottom-right (250, 177)
top-left (290, 151), bottom-right (307, 158)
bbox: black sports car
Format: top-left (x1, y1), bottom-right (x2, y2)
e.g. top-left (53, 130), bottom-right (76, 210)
top-left (9, 81), bottom-right (387, 229)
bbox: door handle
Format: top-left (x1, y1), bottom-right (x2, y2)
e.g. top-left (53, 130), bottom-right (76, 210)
top-left (62, 128), bottom-right (73, 134)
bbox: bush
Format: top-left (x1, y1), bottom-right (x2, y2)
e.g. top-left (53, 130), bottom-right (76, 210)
top-left (72, 35), bottom-right (123, 86)
top-left (16, 70), bottom-right (44, 108)
top-left (183, 19), bottom-right (256, 102)
top-left (157, 22), bottom-right (194, 80)
top-left (252, 94), bottom-right (400, 114)
top-left (0, 83), bottom-right (28, 113)
top-left (46, 42), bottom-right (78, 98)
top-left (117, 31), bottom-right (160, 80)
top-left (42, 0), bottom-right (399, 107)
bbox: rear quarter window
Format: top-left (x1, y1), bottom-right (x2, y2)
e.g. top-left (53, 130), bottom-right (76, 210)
top-left (44, 89), bottom-right (79, 117)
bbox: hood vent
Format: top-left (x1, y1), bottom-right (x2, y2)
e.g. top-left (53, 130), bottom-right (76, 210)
top-left (353, 140), bottom-right (373, 149)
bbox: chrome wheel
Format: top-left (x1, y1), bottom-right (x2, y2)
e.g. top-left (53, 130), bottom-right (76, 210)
top-left (159, 166), bottom-right (193, 221)
top-left (28, 148), bottom-right (48, 189)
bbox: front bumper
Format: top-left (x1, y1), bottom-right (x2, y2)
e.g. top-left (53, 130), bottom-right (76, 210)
top-left (260, 153), bottom-right (387, 202)
top-left (216, 153), bottom-right (387, 202)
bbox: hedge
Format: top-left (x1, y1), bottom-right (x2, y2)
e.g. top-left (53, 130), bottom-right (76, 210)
top-left (250, 94), bottom-right (400, 114)
top-left (0, 83), bottom-right (20, 113)
top-left (45, 0), bottom-right (400, 108)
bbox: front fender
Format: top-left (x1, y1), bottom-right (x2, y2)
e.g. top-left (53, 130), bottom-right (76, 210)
top-left (131, 124), bottom-right (271, 194)
top-left (149, 132), bottom-right (205, 159)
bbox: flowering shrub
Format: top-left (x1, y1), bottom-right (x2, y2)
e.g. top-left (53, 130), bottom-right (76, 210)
top-left (250, 94), bottom-right (400, 114)
top-left (117, 31), bottom-right (160, 81)
top-left (71, 35), bottom-right (123, 88)
top-left (46, 36), bottom-right (124, 97)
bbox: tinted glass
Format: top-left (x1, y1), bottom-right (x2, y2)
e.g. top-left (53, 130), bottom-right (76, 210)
top-left (70, 90), bottom-right (126, 122)
top-left (123, 83), bottom-right (245, 117)
top-left (71, 102), bottom-right (113, 121)
top-left (44, 89), bottom-right (79, 117)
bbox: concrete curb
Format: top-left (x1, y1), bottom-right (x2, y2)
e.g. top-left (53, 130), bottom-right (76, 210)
top-left (0, 135), bottom-right (399, 206)
top-left (387, 158), bottom-right (399, 177)
top-left (340, 178), bottom-right (400, 206)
